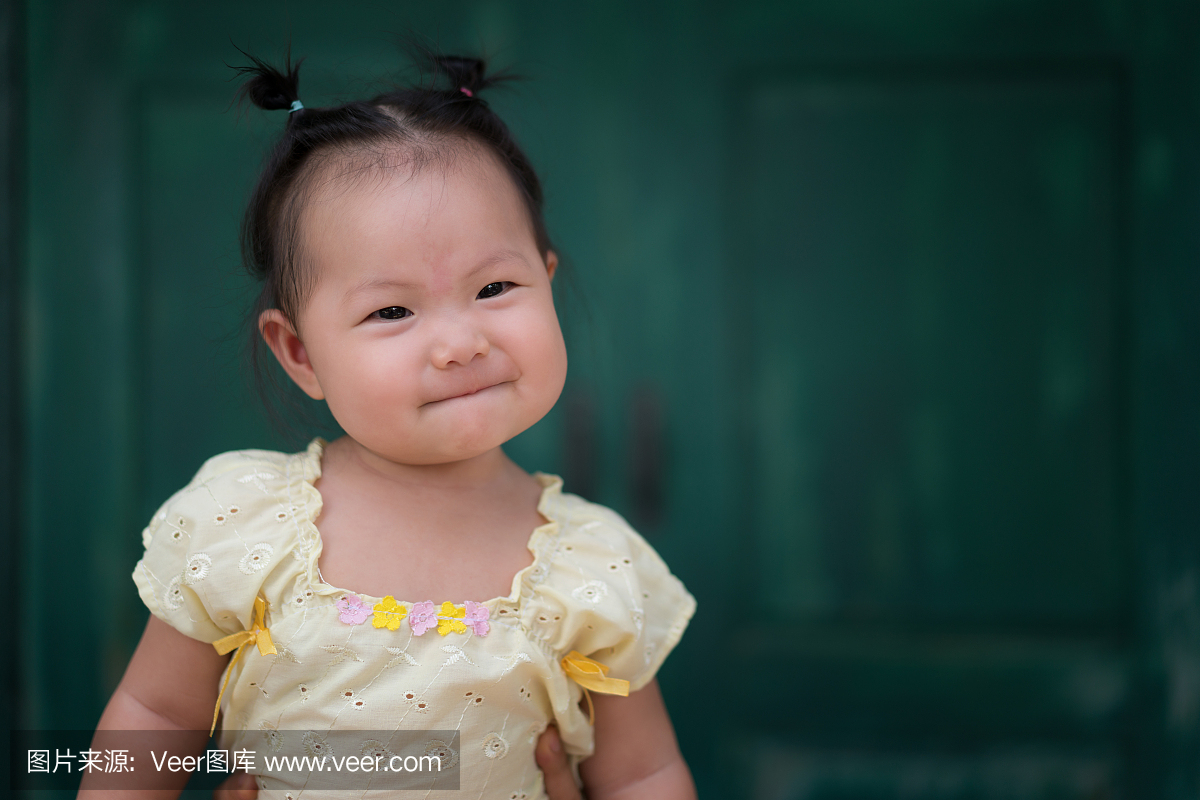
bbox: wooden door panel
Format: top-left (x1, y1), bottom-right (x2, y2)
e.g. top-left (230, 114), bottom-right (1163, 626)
top-left (738, 72), bottom-right (1124, 629)
top-left (731, 633), bottom-right (1127, 739)
top-left (727, 69), bottom-right (1129, 792)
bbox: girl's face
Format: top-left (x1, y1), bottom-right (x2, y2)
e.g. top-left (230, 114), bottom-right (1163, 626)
top-left (264, 145), bottom-right (567, 466)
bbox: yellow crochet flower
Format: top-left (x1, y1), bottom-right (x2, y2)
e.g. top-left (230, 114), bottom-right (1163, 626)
top-left (437, 601), bottom-right (468, 636)
top-left (372, 596), bottom-right (408, 631)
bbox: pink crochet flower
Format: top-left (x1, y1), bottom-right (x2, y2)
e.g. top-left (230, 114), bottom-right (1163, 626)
top-left (464, 601), bottom-right (490, 637)
top-left (409, 601), bottom-right (438, 636)
top-left (336, 594), bottom-right (371, 625)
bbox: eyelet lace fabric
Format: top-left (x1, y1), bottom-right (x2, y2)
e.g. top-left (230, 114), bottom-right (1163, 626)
top-left (132, 439), bottom-right (695, 799)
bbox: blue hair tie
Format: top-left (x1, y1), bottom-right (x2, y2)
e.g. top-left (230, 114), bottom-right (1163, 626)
top-left (288, 100), bottom-right (304, 114)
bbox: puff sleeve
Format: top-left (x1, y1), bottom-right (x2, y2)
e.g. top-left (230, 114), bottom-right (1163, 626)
top-left (527, 494), bottom-right (696, 694)
top-left (132, 449), bottom-right (308, 644)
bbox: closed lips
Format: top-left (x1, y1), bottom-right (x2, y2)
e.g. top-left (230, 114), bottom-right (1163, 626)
top-left (427, 380), bottom-right (507, 404)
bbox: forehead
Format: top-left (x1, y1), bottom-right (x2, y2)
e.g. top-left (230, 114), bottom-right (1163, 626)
top-left (298, 141), bottom-right (536, 287)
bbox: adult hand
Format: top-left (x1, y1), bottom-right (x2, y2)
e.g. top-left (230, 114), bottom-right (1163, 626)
top-left (213, 724), bottom-right (582, 799)
top-left (535, 725), bottom-right (583, 800)
top-left (212, 770), bottom-right (257, 799)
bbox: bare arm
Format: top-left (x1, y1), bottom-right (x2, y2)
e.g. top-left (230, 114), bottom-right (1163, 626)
top-left (579, 680), bottom-right (696, 800)
top-left (78, 615), bottom-right (229, 799)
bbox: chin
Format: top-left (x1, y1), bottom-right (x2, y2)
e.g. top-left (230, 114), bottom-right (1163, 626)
top-left (447, 428), bottom-right (517, 461)
top-left (420, 417), bottom-right (524, 464)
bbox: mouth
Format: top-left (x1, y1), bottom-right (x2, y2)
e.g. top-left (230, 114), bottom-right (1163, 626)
top-left (425, 381), bottom-right (508, 406)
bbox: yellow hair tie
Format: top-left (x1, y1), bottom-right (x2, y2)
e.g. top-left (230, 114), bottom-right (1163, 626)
top-left (210, 595), bottom-right (276, 734)
top-left (560, 650), bottom-right (629, 724)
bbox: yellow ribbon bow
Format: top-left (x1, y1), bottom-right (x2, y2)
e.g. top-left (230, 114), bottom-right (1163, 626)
top-left (560, 650), bottom-right (629, 724)
top-left (209, 595), bottom-right (277, 734)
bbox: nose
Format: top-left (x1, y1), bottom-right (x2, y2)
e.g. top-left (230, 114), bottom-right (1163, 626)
top-left (429, 317), bottom-right (490, 369)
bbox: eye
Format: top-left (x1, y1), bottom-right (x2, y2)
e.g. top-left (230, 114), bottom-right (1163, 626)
top-left (477, 281), bottom-right (512, 299)
top-left (370, 306), bottom-right (412, 321)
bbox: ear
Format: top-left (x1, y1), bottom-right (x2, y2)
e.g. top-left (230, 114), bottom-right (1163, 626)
top-left (259, 309), bottom-right (325, 400)
top-left (545, 250), bottom-right (558, 282)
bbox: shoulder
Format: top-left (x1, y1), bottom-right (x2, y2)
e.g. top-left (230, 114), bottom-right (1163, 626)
top-left (147, 440), bottom-right (322, 528)
top-left (133, 440), bottom-right (325, 640)
top-left (543, 484), bottom-right (674, 581)
top-left (189, 442), bottom-right (319, 492)
top-left (525, 480), bottom-right (695, 687)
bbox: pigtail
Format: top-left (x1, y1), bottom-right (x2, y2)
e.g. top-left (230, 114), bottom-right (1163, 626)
top-left (233, 48), bottom-right (304, 115)
top-left (433, 56), bottom-right (491, 98)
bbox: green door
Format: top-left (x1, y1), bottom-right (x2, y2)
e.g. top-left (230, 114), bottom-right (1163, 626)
top-left (728, 68), bottom-right (1129, 797)
top-left (17, 1), bottom-right (1200, 798)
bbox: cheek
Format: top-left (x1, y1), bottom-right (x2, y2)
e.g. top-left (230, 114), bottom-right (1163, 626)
top-left (317, 339), bottom-right (422, 414)
top-left (513, 308), bottom-right (568, 393)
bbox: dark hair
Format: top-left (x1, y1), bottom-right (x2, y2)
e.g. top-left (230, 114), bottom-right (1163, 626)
top-left (233, 49), bottom-right (553, 435)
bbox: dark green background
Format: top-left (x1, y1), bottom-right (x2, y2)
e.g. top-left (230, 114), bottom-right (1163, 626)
top-left (5, 1), bottom-right (1200, 798)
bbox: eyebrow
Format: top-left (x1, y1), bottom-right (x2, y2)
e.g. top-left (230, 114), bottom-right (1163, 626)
top-left (343, 249), bottom-right (531, 302)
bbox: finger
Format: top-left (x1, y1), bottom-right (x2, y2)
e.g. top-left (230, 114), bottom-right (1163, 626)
top-left (213, 770), bottom-right (258, 800)
top-left (536, 726), bottom-right (581, 800)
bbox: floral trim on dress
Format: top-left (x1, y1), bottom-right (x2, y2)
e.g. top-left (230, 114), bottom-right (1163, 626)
top-left (335, 594), bottom-right (371, 625)
top-left (372, 596), bottom-right (407, 631)
top-left (338, 594), bottom-right (490, 637)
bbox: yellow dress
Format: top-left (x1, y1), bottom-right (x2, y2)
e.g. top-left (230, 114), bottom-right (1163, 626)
top-left (132, 438), bottom-right (695, 799)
